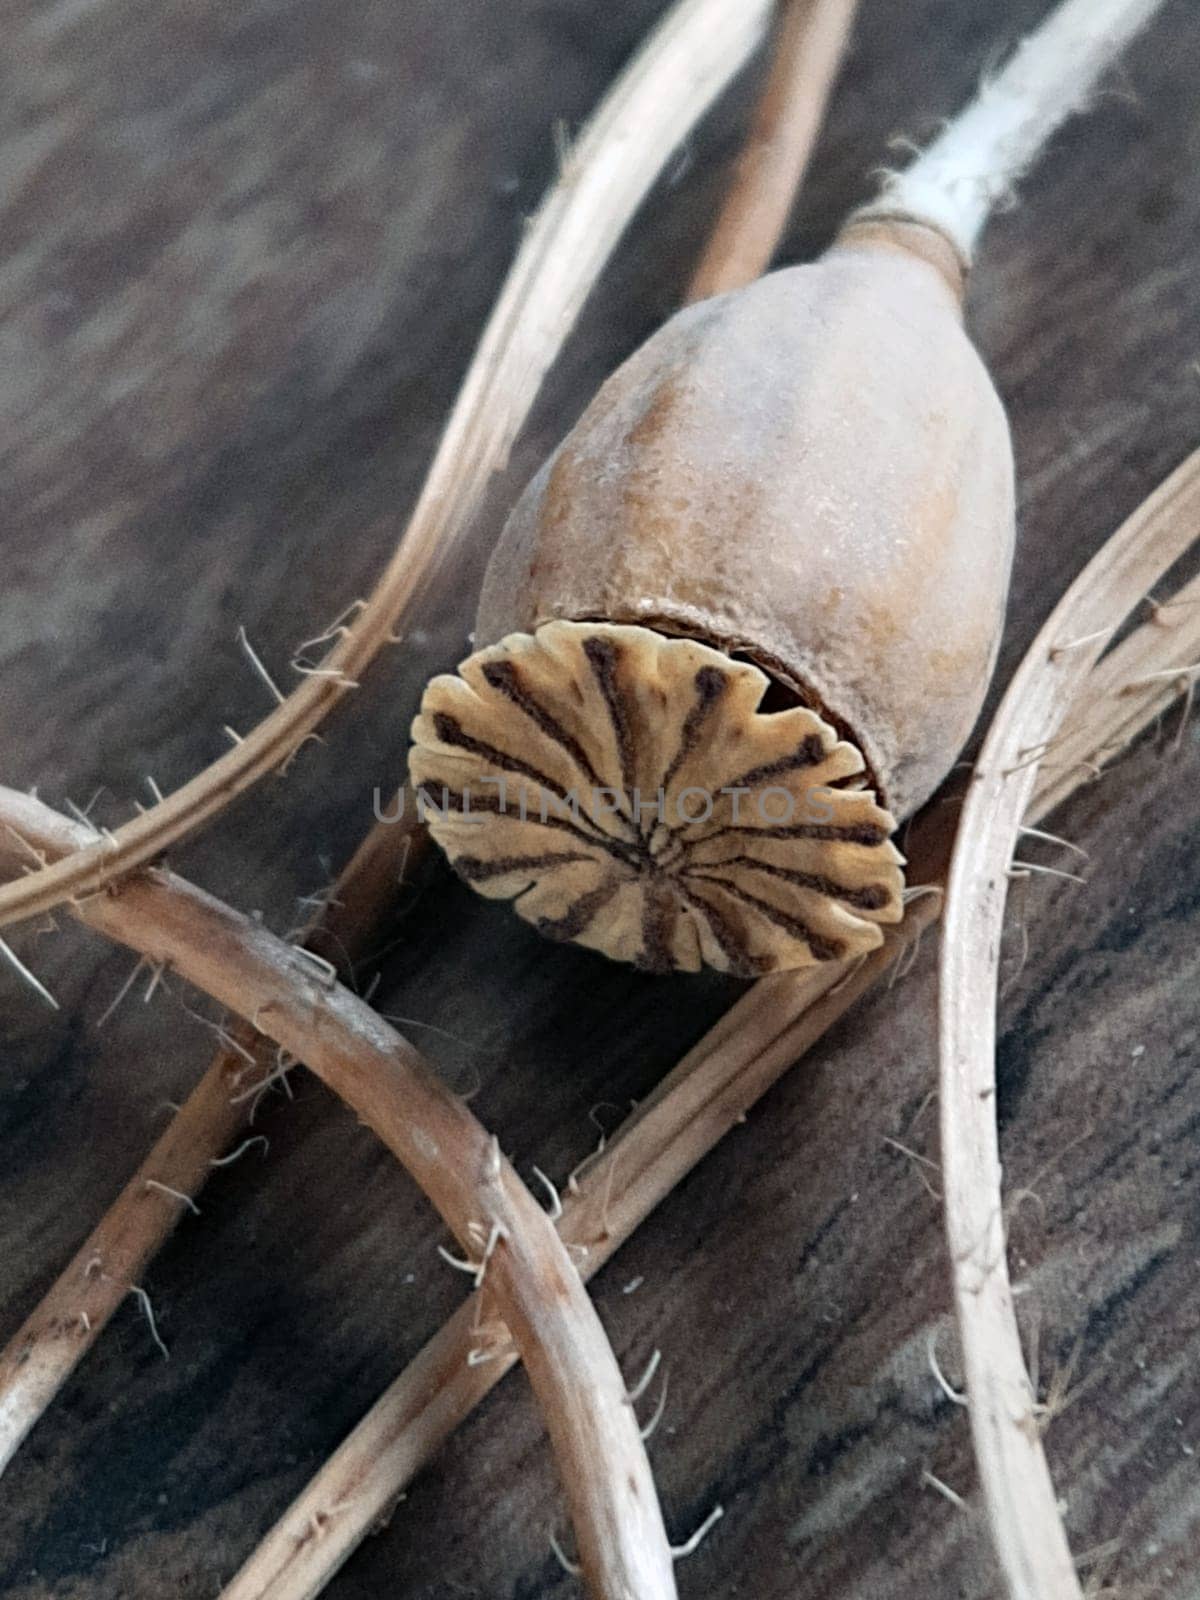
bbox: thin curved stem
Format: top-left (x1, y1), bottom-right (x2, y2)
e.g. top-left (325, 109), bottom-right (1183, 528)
top-left (686, 0), bottom-right (859, 303)
top-left (0, 794), bottom-right (677, 1600)
top-left (1032, 564), bottom-right (1200, 819)
top-left (939, 448), bottom-right (1200, 1600)
top-left (0, 0), bottom-right (775, 936)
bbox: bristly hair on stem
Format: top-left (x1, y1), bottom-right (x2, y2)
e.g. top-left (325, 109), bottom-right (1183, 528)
top-left (858, 0), bottom-right (1166, 257)
top-left (0, 795), bottom-right (428, 1480)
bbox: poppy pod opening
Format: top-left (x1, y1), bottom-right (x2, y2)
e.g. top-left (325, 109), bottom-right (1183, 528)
top-left (410, 621), bottom-right (903, 974)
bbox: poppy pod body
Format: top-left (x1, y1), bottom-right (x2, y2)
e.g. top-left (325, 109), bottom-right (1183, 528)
top-left (411, 220), bottom-right (1016, 975)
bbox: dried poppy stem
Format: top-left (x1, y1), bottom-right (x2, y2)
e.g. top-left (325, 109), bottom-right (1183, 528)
top-left (216, 453), bottom-right (1200, 1600)
top-left (0, 0), bottom-right (777, 937)
top-left (862, 0), bottom-right (1166, 259)
top-left (0, 792), bottom-right (427, 1478)
top-left (685, 0), bottom-right (859, 302)
top-left (939, 449), bottom-right (1200, 1600)
top-left (0, 798), bottom-right (678, 1600)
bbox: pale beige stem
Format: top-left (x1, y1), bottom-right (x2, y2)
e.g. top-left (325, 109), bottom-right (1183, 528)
top-left (860, 0), bottom-right (1167, 256)
top-left (687, 0), bottom-right (859, 303)
top-left (939, 449), bottom-right (1200, 1600)
top-left (0, 0), bottom-right (776, 936)
top-left (0, 796), bottom-right (677, 1600)
top-left (0, 791), bottom-right (427, 1478)
top-left (217, 454), bottom-right (1200, 1600)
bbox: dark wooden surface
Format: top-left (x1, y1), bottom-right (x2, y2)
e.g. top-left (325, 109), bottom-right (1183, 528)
top-left (2, 2), bottom-right (1198, 1596)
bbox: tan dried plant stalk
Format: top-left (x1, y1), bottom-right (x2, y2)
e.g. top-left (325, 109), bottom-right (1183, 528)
top-left (0, 793), bottom-right (680, 1600)
top-left (938, 452), bottom-right (1200, 1600)
top-left (0, 0), bottom-right (777, 934)
top-left (208, 453), bottom-right (1200, 1600)
top-left (686, 0), bottom-right (859, 302)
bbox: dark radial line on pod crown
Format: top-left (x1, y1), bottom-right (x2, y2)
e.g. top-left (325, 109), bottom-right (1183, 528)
top-left (688, 873), bottom-right (846, 961)
top-left (582, 635), bottom-right (638, 801)
top-left (638, 883), bottom-right (678, 974)
top-left (660, 665), bottom-right (728, 794)
top-left (727, 732), bottom-right (830, 791)
top-left (684, 854), bottom-right (893, 912)
top-left (417, 785), bottom-right (641, 868)
top-left (675, 882), bottom-right (767, 980)
top-left (690, 818), bottom-right (891, 849)
top-left (535, 877), bottom-right (621, 943)
top-left (451, 850), bottom-right (592, 883)
top-left (479, 658), bottom-right (609, 795)
top-left (428, 713), bottom-right (641, 858)
top-left (431, 712), bottom-right (576, 804)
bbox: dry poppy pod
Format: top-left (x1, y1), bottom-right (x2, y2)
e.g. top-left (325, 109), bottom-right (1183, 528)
top-left (410, 219), bottom-right (1016, 975)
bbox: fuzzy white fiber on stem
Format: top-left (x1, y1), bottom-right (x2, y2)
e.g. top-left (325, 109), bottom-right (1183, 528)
top-left (864, 0), bottom-right (1165, 256)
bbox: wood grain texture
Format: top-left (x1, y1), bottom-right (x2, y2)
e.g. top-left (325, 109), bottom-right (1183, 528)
top-left (0, 2), bottom-right (1197, 1597)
